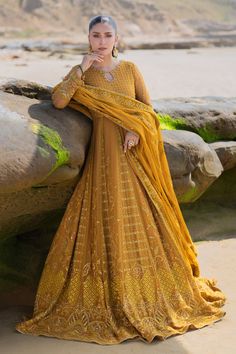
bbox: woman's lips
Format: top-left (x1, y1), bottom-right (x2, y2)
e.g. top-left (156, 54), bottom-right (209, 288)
top-left (98, 48), bottom-right (107, 50)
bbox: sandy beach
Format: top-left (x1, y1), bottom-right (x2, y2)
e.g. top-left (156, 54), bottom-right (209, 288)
top-left (0, 46), bottom-right (236, 99)
top-left (0, 238), bottom-right (234, 354)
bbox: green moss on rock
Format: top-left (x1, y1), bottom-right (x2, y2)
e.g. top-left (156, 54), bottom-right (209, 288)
top-left (157, 113), bottom-right (190, 130)
top-left (196, 123), bottom-right (226, 143)
top-left (179, 185), bottom-right (200, 203)
top-left (30, 122), bottom-right (70, 186)
top-left (156, 112), bottom-right (234, 143)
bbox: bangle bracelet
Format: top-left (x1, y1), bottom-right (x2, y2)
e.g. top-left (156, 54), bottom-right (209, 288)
top-left (78, 64), bottom-right (85, 80)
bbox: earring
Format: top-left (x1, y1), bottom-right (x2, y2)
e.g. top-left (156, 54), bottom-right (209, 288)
top-left (112, 45), bottom-right (118, 58)
top-left (88, 43), bottom-right (93, 54)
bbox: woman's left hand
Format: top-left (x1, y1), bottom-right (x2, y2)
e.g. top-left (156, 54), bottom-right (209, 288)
top-left (123, 130), bottom-right (140, 153)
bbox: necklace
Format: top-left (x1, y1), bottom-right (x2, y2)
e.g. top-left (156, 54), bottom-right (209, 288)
top-left (103, 71), bottom-right (114, 82)
top-left (91, 60), bottom-right (123, 82)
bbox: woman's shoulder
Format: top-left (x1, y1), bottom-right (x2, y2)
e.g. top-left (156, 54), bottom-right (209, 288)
top-left (120, 60), bottom-right (140, 76)
top-left (121, 59), bottom-right (137, 69)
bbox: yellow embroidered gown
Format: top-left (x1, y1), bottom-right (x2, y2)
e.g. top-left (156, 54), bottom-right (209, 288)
top-left (15, 60), bottom-right (227, 345)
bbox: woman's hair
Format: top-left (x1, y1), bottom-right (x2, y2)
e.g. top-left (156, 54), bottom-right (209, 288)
top-left (88, 15), bottom-right (117, 34)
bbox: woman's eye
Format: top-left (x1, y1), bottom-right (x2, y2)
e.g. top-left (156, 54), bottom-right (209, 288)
top-left (93, 34), bottom-right (112, 38)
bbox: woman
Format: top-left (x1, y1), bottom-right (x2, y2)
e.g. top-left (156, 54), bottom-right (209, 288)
top-left (15, 15), bottom-right (227, 345)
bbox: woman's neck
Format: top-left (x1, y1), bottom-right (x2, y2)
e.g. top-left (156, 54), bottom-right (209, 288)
top-left (92, 55), bottom-right (117, 70)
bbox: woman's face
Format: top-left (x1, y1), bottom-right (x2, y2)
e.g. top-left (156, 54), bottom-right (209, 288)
top-left (88, 22), bottom-right (118, 56)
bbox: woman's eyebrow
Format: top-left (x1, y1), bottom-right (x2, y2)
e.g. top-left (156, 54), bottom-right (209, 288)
top-left (92, 31), bottom-right (113, 34)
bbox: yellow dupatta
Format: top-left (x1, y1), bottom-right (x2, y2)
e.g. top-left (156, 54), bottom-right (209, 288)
top-left (52, 82), bottom-right (200, 278)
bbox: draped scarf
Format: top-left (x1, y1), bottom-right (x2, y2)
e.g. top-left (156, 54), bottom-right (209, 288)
top-left (52, 82), bottom-right (200, 278)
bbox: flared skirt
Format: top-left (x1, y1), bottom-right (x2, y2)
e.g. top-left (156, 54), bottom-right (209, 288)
top-left (15, 114), bottom-right (227, 344)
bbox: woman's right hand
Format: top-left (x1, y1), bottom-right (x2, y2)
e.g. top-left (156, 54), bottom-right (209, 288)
top-left (77, 51), bottom-right (104, 77)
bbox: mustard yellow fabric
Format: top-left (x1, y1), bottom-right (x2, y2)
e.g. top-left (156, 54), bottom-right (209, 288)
top-left (15, 60), bottom-right (227, 344)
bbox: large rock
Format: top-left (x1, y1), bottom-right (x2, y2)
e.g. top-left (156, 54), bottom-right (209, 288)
top-left (180, 166), bottom-right (236, 241)
top-left (0, 79), bottom-right (236, 302)
top-left (162, 129), bottom-right (223, 203)
top-left (0, 81), bottom-right (92, 242)
top-left (153, 96), bottom-right (236, 142)
top-left (1, 80), bottom-right (231, 241)
top-left (154, 96), bottom-right (236, 241)
top-left (210, 141), bottom-right (236, 171)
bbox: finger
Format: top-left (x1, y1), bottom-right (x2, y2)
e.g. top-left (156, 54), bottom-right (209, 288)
top-left (92, 55), bottom-right (104, 60)
top-left (88, 54), bottom-right (103, 61)
top-left (92, 55), bottom-right (104, 59)
top-left (94, 57), bottom-right (104, 60)
top-left (123, 138), bottom-right (128, 153)
top-left (92, 52), bottom-right (104, 58)
top-left (128, 141), bottom-right (133, 150)
top-left (92, 50), bottom-right (104, 55)
top-left (129, 140), bottom-right (136, 149)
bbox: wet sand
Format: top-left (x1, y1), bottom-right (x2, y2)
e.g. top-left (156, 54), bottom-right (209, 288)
top-left (0, 47), bottom-right (236, 99)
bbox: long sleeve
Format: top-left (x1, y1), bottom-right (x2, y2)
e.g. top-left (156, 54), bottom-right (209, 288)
top-left (132, 62), bottom-right (152, 107)
top-left (51, 65), bottom-right (85, 109)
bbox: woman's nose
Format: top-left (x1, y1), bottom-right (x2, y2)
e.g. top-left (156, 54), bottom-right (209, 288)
top-left (99, 37), bottom-right (106, 44)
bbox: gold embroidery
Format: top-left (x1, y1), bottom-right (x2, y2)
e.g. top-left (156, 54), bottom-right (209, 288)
top-left (15, 60), bottom-right (226, 345)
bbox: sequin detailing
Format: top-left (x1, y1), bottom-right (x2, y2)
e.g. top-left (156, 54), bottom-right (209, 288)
top-left (15, 60), bottom-right (227, 345)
